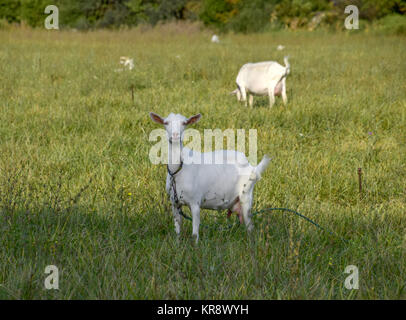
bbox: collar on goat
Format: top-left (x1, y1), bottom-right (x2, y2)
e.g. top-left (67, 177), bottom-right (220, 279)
top-left (167, 161), bottom-right (183, 208)
top-left (167, 161), bottom-right (183, 176)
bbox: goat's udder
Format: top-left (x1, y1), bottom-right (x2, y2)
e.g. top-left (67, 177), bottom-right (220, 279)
top-left (274, 82), bottom-right (283, 96)
top-left (226, 197), bottom-right (244, 224)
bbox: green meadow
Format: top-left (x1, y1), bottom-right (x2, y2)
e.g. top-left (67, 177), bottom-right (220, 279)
top-left (0, 25), bottom-right (405, 299)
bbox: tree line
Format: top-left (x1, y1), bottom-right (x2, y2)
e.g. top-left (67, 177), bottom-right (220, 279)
top-left (0, 0), bottom-right (405, 33)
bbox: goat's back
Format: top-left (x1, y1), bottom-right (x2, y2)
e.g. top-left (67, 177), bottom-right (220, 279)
top-left (236, 61), bottom-right (286, 94)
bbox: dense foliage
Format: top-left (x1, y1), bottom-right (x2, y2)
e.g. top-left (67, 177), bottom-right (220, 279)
top-left (0, 0), bottom-right (405, 32)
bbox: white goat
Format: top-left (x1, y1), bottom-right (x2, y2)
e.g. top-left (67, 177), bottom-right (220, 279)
top-left (150, 112), bottom-right (270, 243)
top-left (231, 56), bottom-right (290, 108)
top-left (120, 56), bottom-right (134, 70)
top-left (211, 34), bottom-right (220, 43)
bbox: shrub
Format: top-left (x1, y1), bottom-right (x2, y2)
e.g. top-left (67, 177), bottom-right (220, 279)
top-left (227, 0), bottom-right (275, 33)
top-left (374, 13), bottom-right (406, 35)
top-left (199, 0), bottom-right (238, 30)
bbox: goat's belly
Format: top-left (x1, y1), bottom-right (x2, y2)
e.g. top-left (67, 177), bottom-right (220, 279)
top-left (200, 190), bottom-right (239, 210)
top-left (248, 84), bottom-right (282, 96)
top-left (167, 187), bottom-right (236, 210)
top-left (246, 85), bottom-right (268, 96)
top-left (200, 197), bottom-right (237, 210)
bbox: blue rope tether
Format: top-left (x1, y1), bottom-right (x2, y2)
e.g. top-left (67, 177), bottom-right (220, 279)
top-left (179, 207), bottom-right (348, 243)
top-left (252, 207), bottom-right (348, 242)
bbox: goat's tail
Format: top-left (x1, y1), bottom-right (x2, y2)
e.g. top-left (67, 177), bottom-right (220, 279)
top-left (255, 154), bottom-right (271, 179)
top-left (241, 155), bottom-right (271, 195)
top-left (284, 56), bottom-right (290, 75)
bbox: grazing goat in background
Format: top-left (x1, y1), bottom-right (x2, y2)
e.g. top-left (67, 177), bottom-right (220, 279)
top-left (119, 56), bottom-right (134, 70)
top-left (114, 56), bottom-right (134, 72)
top-left (149, 112), bottom-right (270, 243)
top-left (231, 56), bottom-right (290, 108)
top-left (211, 34), bottom-right (220, 43)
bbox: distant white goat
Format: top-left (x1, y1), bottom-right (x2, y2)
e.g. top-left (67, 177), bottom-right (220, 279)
top-left (211, 34), bottom-right (220, 43)
top-left (119, 56), bottom-right (134, 70)
top-left (277, 45), bottom-right (285, 51)
top-left (231, 56), bottom-right (290, 108)
top-left (149, 112), bottom-right (270, 243)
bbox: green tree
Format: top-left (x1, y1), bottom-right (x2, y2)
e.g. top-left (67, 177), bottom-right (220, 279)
top-left (0, 0), bottom-right (21, 24)
top-left (199, 0), bottom-right (239, 29)
top-left (227, 0), bottom-right (277, 33)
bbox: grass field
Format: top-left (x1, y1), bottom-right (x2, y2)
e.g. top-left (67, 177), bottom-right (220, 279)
top-left (0, 25), bottom-right (405, 299)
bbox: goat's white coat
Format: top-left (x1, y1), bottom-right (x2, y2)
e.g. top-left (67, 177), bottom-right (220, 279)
top-left (232, 57), bottom-right (290, 108)
top-left (150, 112), bottom-right (270, 243)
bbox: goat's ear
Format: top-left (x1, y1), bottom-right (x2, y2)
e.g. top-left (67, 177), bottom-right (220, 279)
top-left (149, 112), bottom-right (166, 125)
top-left (184, 114), bottom-right (201, 126)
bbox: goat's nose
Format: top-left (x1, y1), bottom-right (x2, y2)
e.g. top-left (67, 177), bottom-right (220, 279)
top-left (172, 133), bottom-right (180, 139)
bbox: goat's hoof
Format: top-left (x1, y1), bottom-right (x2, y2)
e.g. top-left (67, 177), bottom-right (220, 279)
top-left (192, 234), bottom-right (199, 245)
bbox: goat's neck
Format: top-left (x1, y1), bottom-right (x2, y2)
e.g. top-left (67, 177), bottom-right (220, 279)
top-left (168, 140), bottom-right (183, 174)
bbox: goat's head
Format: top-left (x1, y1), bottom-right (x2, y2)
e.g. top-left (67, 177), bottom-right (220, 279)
top-left (149, 112), bottom-right (201, 144)
top-left (230, 89), bottom-right (242, 101)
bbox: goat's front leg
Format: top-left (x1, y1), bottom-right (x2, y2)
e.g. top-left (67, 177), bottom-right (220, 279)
top-left (171, 203), bottom-right (182, 236)
top-left (240, 86), bottom-right (247, 107)
top-left (236, 89), bottom-right (242, 101)
top-left (190, 204), bottom-right (201, 243)
top-left (268, 86), bottom-right (275, 108)
top-left (248, 94), bottom-right (254, 107)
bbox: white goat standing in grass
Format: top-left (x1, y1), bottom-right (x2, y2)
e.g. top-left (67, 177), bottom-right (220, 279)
top-left (120, 56), bottom-right (134, 70)
top-left (231, 56), bottom-right (290, 108)
top-left (211, 34), bottom-right (220, 43)
top-left (114, 56), bottom-right (134, 72)
top-left (150, 112), bottom-right (270, 243)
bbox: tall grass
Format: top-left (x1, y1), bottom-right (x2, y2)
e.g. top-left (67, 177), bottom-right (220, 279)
top-left (0, 26), bottom-right (405, 299)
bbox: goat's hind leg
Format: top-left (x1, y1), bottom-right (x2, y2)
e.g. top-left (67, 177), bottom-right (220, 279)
top-left (240, 173), bottom-right (257, 231)
top-left (190, 204), bottom-right (201, 244)
top-left (282, 78), bottom-right (288, 105)
top-left (240, 198), bottom-right (254, 232)
top-left (268, 86), bottom-right (276, 108)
